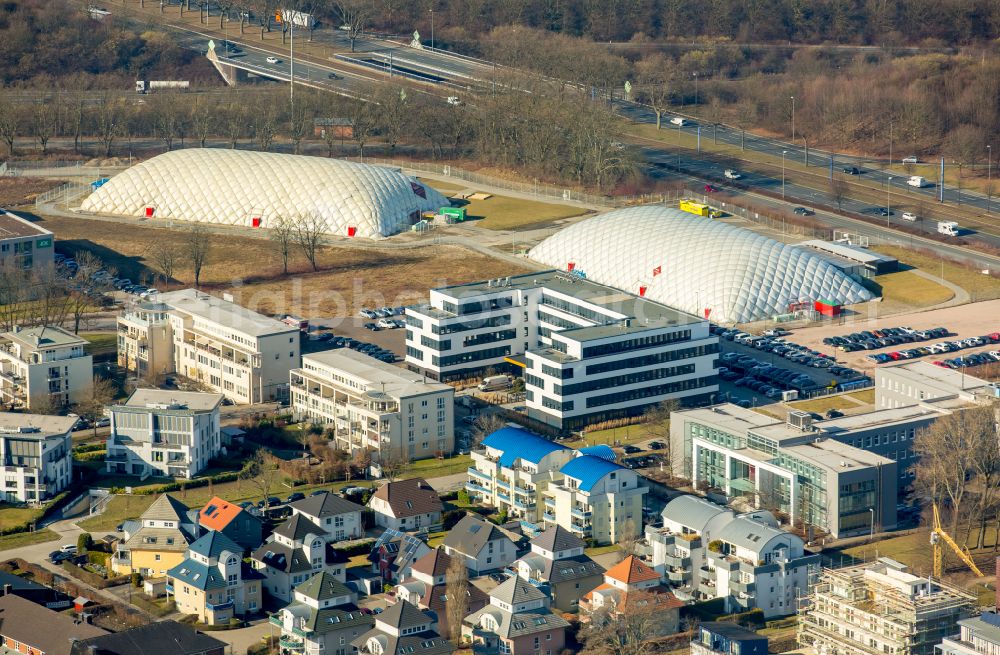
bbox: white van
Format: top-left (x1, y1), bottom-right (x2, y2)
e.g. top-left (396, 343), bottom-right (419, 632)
top-left (479, 375), bottom-right (512, 392)
top-left (670, 117), bottom-right (687, 127)
top-left (907, 176), bottom-right (927, 188)
top-left (937, 221), bottom-right (960, 236)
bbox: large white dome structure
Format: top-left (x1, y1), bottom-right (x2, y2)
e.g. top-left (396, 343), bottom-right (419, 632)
top-left (80, 149), bottom-right (448, 238)
top-left (529, 205), bottom-right (874, 324)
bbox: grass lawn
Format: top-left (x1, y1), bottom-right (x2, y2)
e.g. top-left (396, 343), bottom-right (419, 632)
top-left (405, 454), bottom-right (471, 479)
top-left (562, 423), bottom-right (666, 449)
top-left (873, 246), bottom-right (1000, 298)
top-left (789, 394), bottom-right (869, 415)
top-left (37, 214), bottom-right (530, 318)
top-left (426, 531), bottom-right (447, 549)
top-left (82, 332), bottom-right (119, 358)
top-left (870, 270), bottom-right (954, 308)
top-left (584, 544), bottom-right (621, 557)
top-left (838, 527), bottom-right (1000, 583)
top-left (849, 388), bottom-right (876, 404)
top-left (0, 528), bottom-right (60, 551)
top-left (418, 178), bottom-right (589, 231)
top-left (0, 504), bottom-right (45, 533)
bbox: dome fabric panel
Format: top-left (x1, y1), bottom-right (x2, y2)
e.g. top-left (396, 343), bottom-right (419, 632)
top-left (529, 205), bottom-right (873, 324)
top-left (80, 149), bottom-right (448, 238)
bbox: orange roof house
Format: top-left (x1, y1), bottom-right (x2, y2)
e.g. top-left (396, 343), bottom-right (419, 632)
top-left (197, 496), bottom-right (263, 552)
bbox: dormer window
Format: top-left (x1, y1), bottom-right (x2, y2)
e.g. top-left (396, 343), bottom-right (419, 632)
top-left (313, 539), bottom-right (322, 549)
top-left (227, 556), bottom-right (238, 565)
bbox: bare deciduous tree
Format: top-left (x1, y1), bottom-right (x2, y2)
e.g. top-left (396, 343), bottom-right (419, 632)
top-left (270, 216), bottom-right (295, 274)
top-left (184, 224), bottom-right (212, 287)
top-left (240, 448), bottom-right (281, 505)
top-left (333, 0), bottom-right (374, 52)
top-left (580, 590), bottom-right (665, 655)
top-left (293, 213), bottom-right (325, 271)
top-left (635, 54), bottom-right (672, 130)
top-left (444, 555), bottom-right (469, 643)
top-left (147, 241), bottom-right (180, 285)
top-left (830, 176), bottom-right (849, 211)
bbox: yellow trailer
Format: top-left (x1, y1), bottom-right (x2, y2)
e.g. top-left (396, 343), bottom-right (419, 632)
top-left (679, 199), bottom-right (711, 216)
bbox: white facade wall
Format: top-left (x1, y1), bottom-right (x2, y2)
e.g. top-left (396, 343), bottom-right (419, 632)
top-left (545, 469), bottom-right (647, 545)
top-left (106, 404), bottom-right (221, 479)
top-left (0, 431), bottom-right (72, 503)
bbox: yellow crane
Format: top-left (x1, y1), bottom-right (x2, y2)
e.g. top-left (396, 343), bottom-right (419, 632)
top-left (931, 502), bottom-right (984, 578)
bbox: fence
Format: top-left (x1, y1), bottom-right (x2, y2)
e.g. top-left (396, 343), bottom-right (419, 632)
top-left (35, 181), bottom-right (93, 206)
top-left (1, 160), bottom-right (122, 179)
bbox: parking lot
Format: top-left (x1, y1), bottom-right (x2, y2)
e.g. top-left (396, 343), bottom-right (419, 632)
top-left (822, 324), bottom-right (1000, 370)
top-left (715, 328), bottom-right (870, 408)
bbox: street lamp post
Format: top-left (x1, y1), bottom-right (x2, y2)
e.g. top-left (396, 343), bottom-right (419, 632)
top-left (782, 150), bottom-right (787, 199)
top-left (988, 145), bottom-right (993, 214)
top-left (869, 507), bottom-right (875, 541)
top-left (693, 72), bottom-right (699, 106)
top-left (886, 176), bottom-right (892, 226)
top-left (790, 95), bottom-right (795, 143)
top-left (429, 9), bottom-right (434, 50)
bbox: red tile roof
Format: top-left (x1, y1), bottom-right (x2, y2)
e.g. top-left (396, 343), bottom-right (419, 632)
top-left (603, 555), bottom-right (661, 585)
top-left (198, 496), bottom-right (243, 532)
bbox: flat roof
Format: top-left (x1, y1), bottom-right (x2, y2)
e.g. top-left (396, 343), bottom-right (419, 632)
top-left (0, 412), bottom-right (75, 438)
top-left (799, 239), bottom-right (897, 265)
top-left (0, 209), bottom-right (52, 238)
top-left (880, 360), bottom-right (991, 393)
top-left (784, 438), bottom-right (893, 471)
top-left (2, 325), bottom-right (87, 349)
top-left (433, 270), bottom-right (702, 341)
top-left (122, 389), bottom-right (224, 411)
top-left (676, 404), bottom-right (780, 435)
top-left (302, 348), bottom-right (451, 397)
top-left (158, 289), bottom-right (296, 338)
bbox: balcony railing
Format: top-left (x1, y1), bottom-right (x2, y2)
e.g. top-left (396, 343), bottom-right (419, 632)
top-left (513, 499), bottom-right (535, 510)
top-left (543, 498), bottom-right (555, 508)
top-left (279, 637), bottom-right (305, 651)
top-left (468, 468), bottom-right (493, 483)
top-left (165, 583), bottom-right (174, 593)
top-left (729, 579), bottom-right (755, 595)
top-left (495, 479), bottom-right (511, 490)
top-left (664, 553), bottom-right (691, 568)
top-left (543, 512), bottom-right (555, 522)
top-left (570, 506), bottom-right (592, 519)
top-left (206, 600), bottom-right (234, 612)
top-left (466, 482), bottom-right (490, 495)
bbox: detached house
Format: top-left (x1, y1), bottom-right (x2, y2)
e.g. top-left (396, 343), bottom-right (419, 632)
top-left (271, 572), bottom-right (373, 655)
top-left (513, 525), bottom-right (604, 611)
top-left (353, 600), bottom-right (454, 655)
top-left (252, 513), bottom-right (348, 603)
top-left (166, 531), bottom-right (264, 625)
top-left (581, 555), bottom-right (683, 634)
top-left (197, 496), bottom-right (263, 552)
top-left (442, 514), bottom-right (521, 575)
top-left (113, 494), bottom-right (197, 577)
top-left (394, 549), bottom-right (489, 639)
top-left (462, 576), bottom-right (570, 655)
top-left (371, 529), bottom-right (432, 584)
top-left (369, 478), bottom-right (444, 532)
top-left (290, 492), bottom-right (365, 542)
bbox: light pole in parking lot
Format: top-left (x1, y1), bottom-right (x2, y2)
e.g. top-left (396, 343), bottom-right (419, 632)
top-left (886, 176), bottom-right (892, 226)
top-left (781, 150), bottom-right (787, 199)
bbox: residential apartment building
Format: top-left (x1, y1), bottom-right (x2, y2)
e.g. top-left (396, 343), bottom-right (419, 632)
top-left (105, 389), bottom-right (223, 479)
top-left (113, 494), bottom-right (198, 577)
top-left (0, 413), bottom-right (73, 503)
top-left (799, 559), bottom-right (975, 655)
top-left (467, 426), bottom-right (575, 524)
top-left (462, 576), bottom-right (570, 655)
top-left (394, 549), bottom-right (489, 639)
top-left (197, 496), bottom-right (264, 553)
top-left (513, 525), bottom-right (604, 611)
top-left (938, 612), bottom-right (1000, 655)
top-left (0, 210), bottom-right (55, 273)
top-left (117, 302), bottom-right (173, 379)
top-left (646, 495), bottom-right (819, 618)
top-left (669, 404), bottom-right (898, 538)
top-left (0, 594), bottom-right (107, 655)
top-left (544, 455), bottom-right (647, 545)
top-left (289, 491), bottom-right (364, 542)
top-left (442, 514), bottom-right (520, 575)
top-left (0, 326), bottom-right (92, 410)
top-left (404, 271), bottom-right (719, 431)
top-left (166, 531), bottom-right (264, 625)
top-left (271, 573), bottom-right (374, 655)
top-left (252, 513), bottom-right (349, 603)
top-left (876, 361), bottom-right (997, 408)
top-left (580, 555), bottom-right (683, 634)
top-left (116, 290), bottom-right (300, 404)
top-left (692, 623), bottom-right (768, 655)
top-left (290, 349), bottom-right (454, 462)
top-left (353, 601), bottom-right (454, 655)
top-left (69, 621), bottom-right (226, 655)
top-left (368, 478), bottom-right (444, 532)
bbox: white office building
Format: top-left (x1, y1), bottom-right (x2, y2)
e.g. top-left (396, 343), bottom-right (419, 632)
top-left (291, 349), bottom-right (454, 462)
top-left (0, 326), bottom-right (93, 410)
top-left (105, 389), bottom-right (223, 479)
top-left (116, 290), bottom-right (301, 404)
top-left (0, 413), bottom-right (74, 503)
top-left (405, 271), bottom-right (718, 431)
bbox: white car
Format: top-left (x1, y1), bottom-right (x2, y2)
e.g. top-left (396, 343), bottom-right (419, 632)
top-left (266, 56), bottom-right (280, 64)
top-left (989, 350), bottom-right (1000, 361)
top-left (901, 212), bottom-right (917, 221)
top-left (724, 169), bottom-right (742, 180)
top-left (60, 544), bottom-right (78, 554)
top-left (670, 117), bottom-right (687, 127)
top-left (446, 96), bottom-right (460, 106)
top-left (902, 156), bottom-right (919, 164)
top-left (358, 309), bottom-right (378, 319)
top-left (376, 318), bottom-right (395, 329)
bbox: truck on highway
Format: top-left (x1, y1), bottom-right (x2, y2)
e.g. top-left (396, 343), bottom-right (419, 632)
top-left (135, 80), bottom-right (190, 94)
top-left (937, 221), bottom-right (960, 236)
top-left (724, 169), bottom-right (742, 180)
top-left (907, 176), bottom-right (927, 188)
top-left (276, 9), bottom-right (316, 29)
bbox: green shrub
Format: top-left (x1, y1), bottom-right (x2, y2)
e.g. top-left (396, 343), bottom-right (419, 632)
top-left (707, 540), bottom-right (723, 553)
top-left (131, 572), bottom-right (143, 587)
top-left (77, 533), bottom-right (93, 553)
top-left (332, 537), bottom-right (376, 558)
top-left (455, 490), bottom-right (470, 505)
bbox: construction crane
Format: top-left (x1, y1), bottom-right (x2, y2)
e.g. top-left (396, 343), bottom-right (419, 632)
top-left (931, 502), bottom-right (984, 578)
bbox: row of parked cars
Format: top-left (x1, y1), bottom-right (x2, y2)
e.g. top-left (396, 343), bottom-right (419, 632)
top-left (720, 353), bottom-right (820, 399)
top-left (359, 307), bottom-right (405, 319)
top-left (824, 326), bottom-right (950, 352)
top-left (364, 318), bottom-right (405, 331)
top-left (731, 334), bottom-right (859, 373)
top-left (330, 334), bottom-right (397, 363)
top-left (932, 351), bottom-right (1000, 369)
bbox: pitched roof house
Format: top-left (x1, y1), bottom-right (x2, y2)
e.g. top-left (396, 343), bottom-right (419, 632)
top-left (252, 514), bottom-right (349, 603)
top-left (290, 492), bottom-right (365, 542)
top-left (197, 496), bottom-right (263, 552)
top-left (353, 600), bottom-right (454, 655)
top-left (113, 494), bottom-right (198, 578)
top-left (68, 620), bottom-right (226, 655)
top-left (394, 549), bottom-right (488, 638)
top-left (368, 478), bottom-right (444, 532)
top-left (0, 594), bottom-right (107, 655)
top-left (462, 577), bottom-right (569, 655)
top-left (581, 555), bottom-right (683, 634)
top-left (442, 514), bottom-right (521, 575)
top-left (513, 525), bottom-right (604, 611)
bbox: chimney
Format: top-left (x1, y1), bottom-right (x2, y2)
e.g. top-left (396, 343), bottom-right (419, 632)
top-left (1, 584), bottom-right (10, 596)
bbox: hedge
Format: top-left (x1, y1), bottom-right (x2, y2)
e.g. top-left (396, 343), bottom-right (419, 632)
top-left (110, 471), bottom-right (241, 496)
top-left (0, 485), bottom-right (82, 537)
top-left (61, 561), bottom-right (128, 589)
top-left (74, 443), bottom-right (106, 454)
top-left (333, 537), bottom-right (376, 558)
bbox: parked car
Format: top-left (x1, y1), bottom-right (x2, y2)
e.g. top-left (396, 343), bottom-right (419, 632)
top-left (902, 156), bottom-right (919, 164)
top-left (60, 544), bottom-right (78, 553)
top-left (359, 309), bottom-right (378, 319)
top-left (286, 492), bottom-right (305, 503)
top-left (363, 323), bottom-right (380, 331)
top-left (901, 212), bottom-right (917, 221)
top-left (648, 441), bottom-right (665, 450)
top-left (622, 445), bottom-right (643, 454)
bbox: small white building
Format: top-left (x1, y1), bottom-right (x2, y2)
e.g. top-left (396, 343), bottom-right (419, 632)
top-left (368, 478), bottom-right (444, 532)
top-left (289, 491), bottom-right (365, 542)
top-left (0, 413), bottom-right (74, 503)
top-left (105, 389), bottom-right (223, 479)
top-left (290, 349), bottom-right (454, 462)
top-left (0, 326), bottom-right (93, 410)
